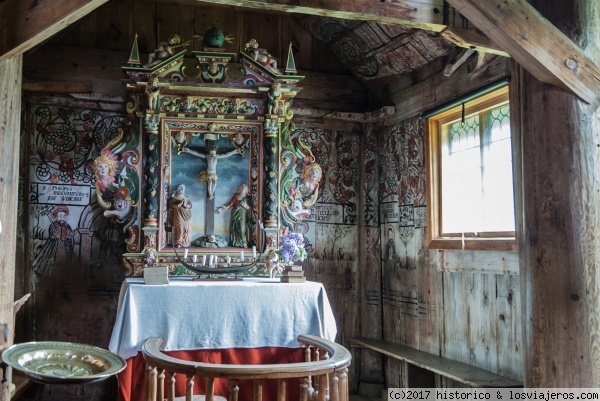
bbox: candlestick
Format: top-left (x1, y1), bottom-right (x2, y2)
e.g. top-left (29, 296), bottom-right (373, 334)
top-left (184, 249), bottom-right (189, 259)
top-left (252, 246), bottom-right (257, 258)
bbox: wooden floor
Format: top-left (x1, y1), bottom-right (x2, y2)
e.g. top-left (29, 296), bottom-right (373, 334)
top-left (351, 393), bottom-right (384, 401)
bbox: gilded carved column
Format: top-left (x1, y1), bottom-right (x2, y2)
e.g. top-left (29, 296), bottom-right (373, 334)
top-left (143, 115), bottom-right (160, 228)
top-left (263, 117), bottom-right (279, 228)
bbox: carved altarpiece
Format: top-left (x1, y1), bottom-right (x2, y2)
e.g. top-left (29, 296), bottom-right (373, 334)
top-left (96, 34), bottom-right (320, 276)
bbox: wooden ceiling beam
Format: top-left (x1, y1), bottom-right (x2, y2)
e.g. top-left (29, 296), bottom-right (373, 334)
top-left (441, 27), bottom-right (509, 57)
top-left (445, 0), bottom-right (600, 105)
top-left (21, 78), bottom-right (93, 93)
top-left (180, 0), bottom-right (512, 58)
top-left (0, 0), bottom-right (109, 61)
top-left (185, 0), bottom-right (449, 31)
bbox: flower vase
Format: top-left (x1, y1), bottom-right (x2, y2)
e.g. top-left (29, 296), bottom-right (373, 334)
top-left (279, 261), bottom-right (306, 283)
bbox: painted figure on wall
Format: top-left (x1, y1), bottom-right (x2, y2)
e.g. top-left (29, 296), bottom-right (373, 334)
top-left (167, 184), bottom-right (193, 247)
top-left (33, 205), bottom-right (77, 276)
top-left (217, 183), bottom-right (252, 247)
top-left (182, 144), bottom-right (243, 199)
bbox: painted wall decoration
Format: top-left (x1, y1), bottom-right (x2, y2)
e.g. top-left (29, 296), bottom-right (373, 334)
top-left (291, 127), bottom-right (361, 278)
top-left (94, 29), bottom-right (323, 277)
top-left (378, 119), bottom-right (426, 293)
top-left (28, 105), bottom-right (131, 279)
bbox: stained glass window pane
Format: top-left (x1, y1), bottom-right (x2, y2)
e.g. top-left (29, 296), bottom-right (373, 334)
top-left (440, 103), bottom-right (514, 235)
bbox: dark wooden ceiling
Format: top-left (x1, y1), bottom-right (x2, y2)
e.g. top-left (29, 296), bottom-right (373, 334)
top-left (296, 15), bottom-right (454, 82)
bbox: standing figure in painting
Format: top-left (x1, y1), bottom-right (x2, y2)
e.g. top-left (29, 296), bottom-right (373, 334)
top-left (33, 205), bottom-right (77, 276)
top-left (167, 184), bottom-right (193, 247)
top-left (182, 145), bottom-right (242, 199)
top-left (217, 183), bottom-right (252, 247)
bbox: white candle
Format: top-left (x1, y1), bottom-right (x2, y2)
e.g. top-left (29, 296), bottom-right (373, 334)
top-left (240, 250), bottom-right (244, 261)
top-left (209, 255), bottom-right (214, 265)
top-left (202, 255), bottom-right (206, 266)
top-left (183, 249), bottom-right (189, 259)
top-left (226, 255), bottom-right (231, 264)
top-left (193, 254), bottom-right (197, 263)
top-left (252, 246), bottom-right (257, 258)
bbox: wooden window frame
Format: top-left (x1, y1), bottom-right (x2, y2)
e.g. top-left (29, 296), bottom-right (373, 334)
top-left (425, 86), bottom-right (517, 252)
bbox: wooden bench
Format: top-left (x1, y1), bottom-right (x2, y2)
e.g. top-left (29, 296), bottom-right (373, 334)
top-left (350, 337), bottom-right (522, 388)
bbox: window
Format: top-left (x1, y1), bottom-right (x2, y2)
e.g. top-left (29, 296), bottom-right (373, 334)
top-left (425, 85), bottom-right (516, 251)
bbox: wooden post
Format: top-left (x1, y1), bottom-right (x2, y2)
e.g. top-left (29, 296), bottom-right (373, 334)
top-left (514, 0), bottom-right (600, 387)
top-left (0, 55), bottom-right (22, 401)
top-left (357, 124), bottom-right (384, 393)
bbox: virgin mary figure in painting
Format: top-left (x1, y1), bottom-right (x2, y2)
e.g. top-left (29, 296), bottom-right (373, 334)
top-left (217, 183), bottom-right (253, 247)
top-left (167, 184), bottom-right (193, 247)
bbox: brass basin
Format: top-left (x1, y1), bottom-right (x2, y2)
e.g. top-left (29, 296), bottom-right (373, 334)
top-left (1, 341), bottom-right (126, 384)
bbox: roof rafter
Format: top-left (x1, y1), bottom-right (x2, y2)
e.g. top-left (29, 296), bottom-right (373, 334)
top-left (0, 0), bottom-right (109, 61)
top-left (186, 0), bottom-right (508, 56)
top-left (187, 0), bottom-right (449, 31)
top-left (445, 0), bottom-right (600, 105)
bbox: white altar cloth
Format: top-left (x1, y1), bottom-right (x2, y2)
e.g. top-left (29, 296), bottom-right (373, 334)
top-left (109, 277), bottom-right (337, 359)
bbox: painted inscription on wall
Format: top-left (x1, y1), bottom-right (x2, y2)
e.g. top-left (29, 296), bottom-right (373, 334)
top-left (33, 184), bottom-right (91, 206)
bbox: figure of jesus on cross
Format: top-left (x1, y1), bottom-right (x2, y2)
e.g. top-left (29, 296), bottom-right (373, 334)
top-left (182, 145), bottom-right (242, 199)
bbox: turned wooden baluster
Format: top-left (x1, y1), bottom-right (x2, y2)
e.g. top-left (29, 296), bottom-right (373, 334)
top-left (230, 380), bottom-right (239, 401)
top-left (277, 378), bottom-right (286, 401)
top-left (321, 351), bottom-right (331, 401)
top-left (312, 348), bottom-right (321, 399)
top-left (254, 379), bottom-right (263, 401)
top-left (330, 372), bottom-right (340, 401)
top-left (300, 377), bottom-right (310, 401)
top-left (317, 374), bottom-right (328, 401)
top-left (339, 368), bottom-right (349, 401)
top-left (206, 377), bottom-right (215, 401)
top-left (156, 367), bottom-right (165, 401)
top-left (185, 374), bottom-right (194, 401)
top-left (147, 365), bottom-right (157, 401)
top-left (167, 371), bottom-right (176, 401)
top-left (304, 345), bottom-right (313, 396)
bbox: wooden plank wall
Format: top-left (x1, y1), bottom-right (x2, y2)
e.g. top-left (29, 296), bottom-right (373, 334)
top-left (47, 0), bottom-right (345, 75)
top-left (371, 55), bottom-right (523, 388)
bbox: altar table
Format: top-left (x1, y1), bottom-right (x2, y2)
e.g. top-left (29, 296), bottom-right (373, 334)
top-left (109, 277), bottom-right (337, 401)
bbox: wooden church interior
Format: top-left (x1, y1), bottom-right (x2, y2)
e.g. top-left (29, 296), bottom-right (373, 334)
top-left (1, 0), bottom-right (600, 400)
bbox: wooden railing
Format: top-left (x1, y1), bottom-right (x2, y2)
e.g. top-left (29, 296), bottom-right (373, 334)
top-left (142, 335), bottom-right (352, 401)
